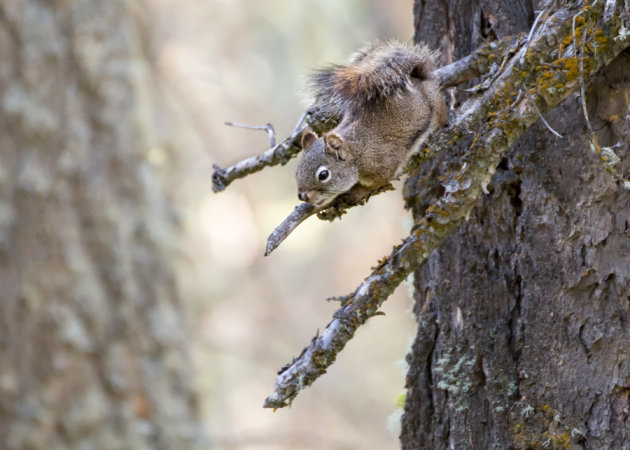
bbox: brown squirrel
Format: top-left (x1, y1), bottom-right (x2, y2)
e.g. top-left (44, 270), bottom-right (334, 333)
top-left (296, 41), bottom-right (447, 208)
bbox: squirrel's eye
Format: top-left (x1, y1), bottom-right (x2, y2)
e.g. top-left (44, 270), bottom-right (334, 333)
top-left (316, 166), bottom-right (331, 183)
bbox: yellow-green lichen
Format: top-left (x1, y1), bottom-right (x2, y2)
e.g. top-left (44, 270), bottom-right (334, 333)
top-left (513, 403), bottom-right (583, 449)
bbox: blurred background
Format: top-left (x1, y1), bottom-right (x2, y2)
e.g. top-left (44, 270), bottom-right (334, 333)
top-left (150, 0), bottom-right (419, 449)
top-left (1, 1), bottom-right (418, 449)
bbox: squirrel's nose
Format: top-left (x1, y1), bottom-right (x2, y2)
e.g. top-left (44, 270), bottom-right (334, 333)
top-left (298, 191), bottom-right (309, 202)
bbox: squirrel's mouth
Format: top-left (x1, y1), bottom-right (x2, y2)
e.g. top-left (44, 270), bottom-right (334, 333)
top-left (305, 191), bottom-right (337, 208)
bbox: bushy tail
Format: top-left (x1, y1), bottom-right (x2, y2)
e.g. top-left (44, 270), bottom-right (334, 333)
top-left (310, 41), bottom-right (438, 115)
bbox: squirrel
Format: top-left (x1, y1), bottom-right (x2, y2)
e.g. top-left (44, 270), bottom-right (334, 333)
top-left (295, 40), bottom-right (447, 208)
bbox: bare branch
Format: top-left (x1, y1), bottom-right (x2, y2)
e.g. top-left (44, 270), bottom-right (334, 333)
top-left (211, 107), bottom-right (339, 192)
top-left (264, 202), bottom-right (318, 256)
top-left (225, 121), bottom-right (276, 147)
top-left (264, 1), bottom-right (630, 409)
top-left (212, 34), bottom-right (527, 193)
top-left (211, 134), bottom-right (303, 193)
top-left (264, 183), bottom-right (395, 256)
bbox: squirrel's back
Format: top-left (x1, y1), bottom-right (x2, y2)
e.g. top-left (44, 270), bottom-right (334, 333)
top-left (296, 40), bottom-right (446, 208)
top-left (310, 41), bottom-right (439, 116)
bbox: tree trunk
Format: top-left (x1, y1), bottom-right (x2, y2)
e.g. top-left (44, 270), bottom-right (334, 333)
top-left (402, 1), bottom-right (630, 449)
top-left (0, 2), bottom-right (199, 449)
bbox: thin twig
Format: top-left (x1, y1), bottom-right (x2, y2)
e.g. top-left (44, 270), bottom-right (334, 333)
top-left (530, 95), bottom-right (563, 138)
top-left (291, 111), bottom-right (308, 139)
top-left (527, 8), bottom-right (547, 43)
top-left (520, 7), bottom-right (549, 64)
top-left (573, 12), bottom-right (594, 137)
top-left (604, 0), bottom-right (617, 21)
top-left (612, 105), bottom-right (630, 150)
top-left (225, 121), bottom-right (277, 147)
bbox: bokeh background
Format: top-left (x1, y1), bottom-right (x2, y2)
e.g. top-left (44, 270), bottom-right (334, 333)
top-left (148, 1), bottom-right (418, 448)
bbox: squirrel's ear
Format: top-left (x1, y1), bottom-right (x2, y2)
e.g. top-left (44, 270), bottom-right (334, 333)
top-left (324, 133), bottom-right (348, 161)
top-left (301, 128), bottom-right (318, 150)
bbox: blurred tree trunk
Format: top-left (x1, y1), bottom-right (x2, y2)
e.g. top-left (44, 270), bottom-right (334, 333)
top-left (402, 1), bottom-right (630, 449)
top-left (0, 2), bottom-right (199, 449)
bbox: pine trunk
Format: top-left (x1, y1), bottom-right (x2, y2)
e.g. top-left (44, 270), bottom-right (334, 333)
top-left (401, 1), bottom-right (630, 449)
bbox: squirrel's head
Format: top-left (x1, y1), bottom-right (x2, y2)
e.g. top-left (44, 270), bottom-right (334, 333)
top-left (295, 129), bottom-right (358, 207)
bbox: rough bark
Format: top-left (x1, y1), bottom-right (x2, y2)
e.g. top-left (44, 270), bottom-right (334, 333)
top-left (0, 2), bottom-right (199, 449)
top-left (402, 1), bottom-right (630, 449)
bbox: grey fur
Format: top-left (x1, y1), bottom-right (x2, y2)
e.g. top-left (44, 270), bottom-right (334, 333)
top-left (297, 41), bottom-right (447, 208)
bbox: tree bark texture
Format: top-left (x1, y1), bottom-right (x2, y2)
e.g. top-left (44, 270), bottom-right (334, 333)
top-left (402, 1), bottom-right (630, 449)
top-left (0, 2), bottom-right (199, 449)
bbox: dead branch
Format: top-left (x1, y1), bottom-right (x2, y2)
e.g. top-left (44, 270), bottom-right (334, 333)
top-left (212, 109), bottom-right (338, 192)
top-left (211, 134), bottom-right (302, 193)
top-left (264, 183), bottom-right (395, 256)
top-left (264, 1), bottom-right (630, 409)
top-left (264, 202), bottom-right (318, 256)
top-left (224, 121), bottom-right (277, 147)
top-left (211, 33), bottom-right (526, 194)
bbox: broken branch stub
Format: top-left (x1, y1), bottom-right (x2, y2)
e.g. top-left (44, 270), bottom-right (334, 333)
top-left (263, 183), bottom-right (395, 256)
